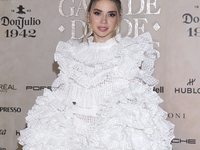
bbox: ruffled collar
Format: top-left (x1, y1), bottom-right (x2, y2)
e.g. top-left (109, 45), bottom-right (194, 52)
top-left (87, 34), bottom-right (122, 48)
top-left (72, 34), bottom-right (123, 64)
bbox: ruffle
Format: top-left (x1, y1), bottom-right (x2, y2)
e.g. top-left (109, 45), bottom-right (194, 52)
top-left (66, 79), bottom-right (129, 110)
top-left (54, 40), bottom-right (78, 73)
top-left (19, 32), bottom-right (175, 150)
top-left (86, 80), bottom-right (175, 150)
top-left (88, 33), bottom-right (121, 48)
top-left (72, 43), bottom-right (121, 65)
top-left (19, 82), bottom-right (174, 150)
top-left (71, 34), bottom-right (122, 65)
top-left (120, 32), bottom-right (160, 86)
top-left (54, 35), bottom-right (124, 89)
top-left (54, 32), bottom-right (158, 88)
top-left (69, 55), bottom-right (121, 78)
top-left (18, 89), bottom-right (93, 150)
top-left (52, 32), bottom-right (163, 114)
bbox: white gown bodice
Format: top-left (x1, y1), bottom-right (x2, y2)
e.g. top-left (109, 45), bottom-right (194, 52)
top-left (53, 32), bottom-right (159, 117)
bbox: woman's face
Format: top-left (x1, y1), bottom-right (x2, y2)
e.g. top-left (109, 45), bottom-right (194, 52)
top-left (90, 0), bottom-right (118, 42)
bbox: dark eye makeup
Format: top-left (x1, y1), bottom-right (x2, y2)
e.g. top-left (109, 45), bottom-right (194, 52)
top-left (109, 13), bottom-right (116, 17)
top-left (93, 9), bottom-right (117, 17)
top-left (94, 11), bottom-right (101, 15)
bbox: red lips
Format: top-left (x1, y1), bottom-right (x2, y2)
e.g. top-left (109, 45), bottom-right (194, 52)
top-left (98, 27), bottom-right (108, 32)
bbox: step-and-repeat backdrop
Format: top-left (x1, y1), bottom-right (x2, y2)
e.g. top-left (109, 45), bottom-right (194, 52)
top-left (0, 0), bottom-right (200, 150)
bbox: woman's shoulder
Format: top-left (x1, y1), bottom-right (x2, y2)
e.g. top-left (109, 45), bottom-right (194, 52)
top-left (54, 39), bottom-right (80, 69)
top-left (56, 39), bottom-right (80, 53)
top-left (54, 39), bottom-right (89, 65)
top-left (119, 32), bottom-right (153, 49)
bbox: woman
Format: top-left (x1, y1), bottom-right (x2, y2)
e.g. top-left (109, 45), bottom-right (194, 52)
top-left (18, 0), bottom-right (175, 149)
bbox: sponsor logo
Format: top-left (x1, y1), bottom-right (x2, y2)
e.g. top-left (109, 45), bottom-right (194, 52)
top-left (0, 130), bottom-right (6, 135)
top-left (187, 79), bottom-right (196, 86)
top-left (1, 5), bottom-right (41, 38)
top-left (16, 5), bottom-right (26, 14)
top-left (0, 84), bottom-right (17, 92)
top-left (0, 107), bottom-right (21, 113)
top-left (168, 113), bottom-right (186, 119)
top-left (0, 148), bottom-right (6, 150)
top-left (182, 13), bottom-right (200, 37)
top-left (172, 138), bottom-right (196, 144)
top-left (175, 79), bottom-right (200, 94)
top-left (175, 88), bottom-right (200, 94)
top-left (1, 16), bottom-right (41, 29)
top-left (26, 86), bottom-right (51, 91)
top-left (153, 86), bottom-right (164, 93)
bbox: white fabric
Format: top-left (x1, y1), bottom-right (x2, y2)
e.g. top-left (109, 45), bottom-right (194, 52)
top-left (18, 32), bottom-right (175, 150)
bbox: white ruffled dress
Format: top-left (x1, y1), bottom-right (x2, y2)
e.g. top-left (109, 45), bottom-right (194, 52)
top-left (18, 32), bottom-right (175, 150)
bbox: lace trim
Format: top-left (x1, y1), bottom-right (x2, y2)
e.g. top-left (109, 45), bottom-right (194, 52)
top-left (74, 113), bottom-right (96, 123)
top-left (88, 33), bottom-right (121, 48)
top-left (87, 81), bottom-right (174, 149)
top-left (72, 44), bottom-right (122, 65)
top-left (69, 56), bottom-right (121, 77)
top-left (54, 40), bottom-right (75, 72)
top-left (18, 32), bottom-right (174, 150)
top-left (121, 32), bottom-right (160, 76)
top-left (66, 79), bottom-right (129, 108)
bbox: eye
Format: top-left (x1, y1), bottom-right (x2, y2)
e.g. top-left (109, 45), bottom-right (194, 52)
top-left (94, 11), bottom-right (101, 16)
top-left (108, 13), bottom-right (116, 17)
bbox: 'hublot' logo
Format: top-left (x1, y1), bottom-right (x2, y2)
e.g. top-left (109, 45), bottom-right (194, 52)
top-left (175, 79), bottom-right (200, 94)
top-left (187, 79), bottom-right (196, 86)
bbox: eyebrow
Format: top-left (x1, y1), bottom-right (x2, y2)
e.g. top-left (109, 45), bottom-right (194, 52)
top-left (94, 9), bottom-right (117, 14)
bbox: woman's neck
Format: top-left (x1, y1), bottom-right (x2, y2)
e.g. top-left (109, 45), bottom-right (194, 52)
top-left (92, 33), bottom-right (113, 43)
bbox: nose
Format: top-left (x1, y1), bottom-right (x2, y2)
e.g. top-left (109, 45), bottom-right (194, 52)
top-left (100, 15), bottom-right (107, 24)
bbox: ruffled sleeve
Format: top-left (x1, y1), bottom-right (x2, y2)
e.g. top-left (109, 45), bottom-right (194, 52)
top-left (54, 40), bottom-right (76, 73)
top-left (139, 32), bottom-right (160, 75)
top-left (51, 40), bottom-right (78, 90)
top-left (18, 40), bottom-right (80, 149)
top-left (122, 32), bottom-right (160, 86)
